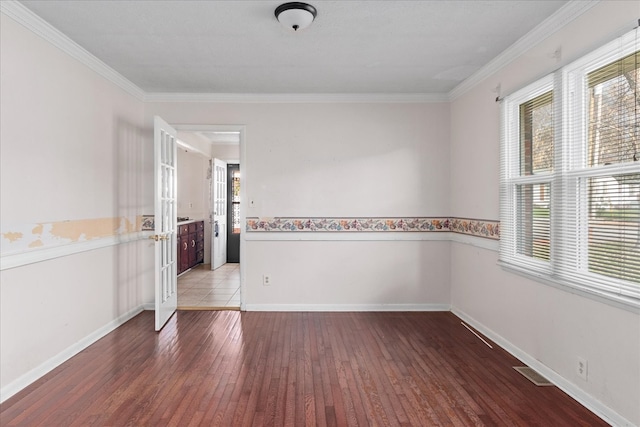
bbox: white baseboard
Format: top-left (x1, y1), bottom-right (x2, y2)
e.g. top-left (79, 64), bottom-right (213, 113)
top-left (244, 303), bottom-right (450, 312)
top-left (0, 305), bottom-right (145, 404)
top-left (132, 303), bottom-right (450, 312)
top-left (451, 307), bottom-right (634, 427)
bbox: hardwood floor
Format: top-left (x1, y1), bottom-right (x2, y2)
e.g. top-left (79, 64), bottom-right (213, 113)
top-left (1, 311), bottom-right (606, 426)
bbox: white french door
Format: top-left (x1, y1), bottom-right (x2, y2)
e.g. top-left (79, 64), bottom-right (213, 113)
top-left (153, 116), bottom-right (178, 331)
top-left (212, 158), bottom-right (227, 270)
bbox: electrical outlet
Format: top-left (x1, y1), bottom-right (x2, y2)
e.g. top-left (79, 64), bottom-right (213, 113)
top-left (263, 274), bottom-right (271, 286)
top-left (577, 357), bottom-right (588, 381)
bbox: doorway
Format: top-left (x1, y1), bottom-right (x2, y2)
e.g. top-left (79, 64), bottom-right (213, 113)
top-left (227, 164), bottom-right (240, 263)
top-left (176, 264), bottom-right (240, 309)
top-left (172, 124), bottom-right (245, 311)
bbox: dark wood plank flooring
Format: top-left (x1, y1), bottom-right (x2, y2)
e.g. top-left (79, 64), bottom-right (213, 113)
top-left (1, 311), bottom-right (607, 426)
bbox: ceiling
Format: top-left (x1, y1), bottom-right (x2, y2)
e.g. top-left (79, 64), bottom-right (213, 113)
top-left (18, 0), bottom-right (570, 95)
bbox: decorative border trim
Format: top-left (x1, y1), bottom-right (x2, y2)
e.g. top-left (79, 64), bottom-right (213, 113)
top-left (246, 217), bottom-right (450, 233)
top-left (1, 216), bottom-right (152, 270)
top-left (246, 217), bottom-right (500, 240)
top-left (449, 0), bottom-right (600, 100)
top-left (451, 308), bottom-right (633, 427)
top-left (449, 217), bottom-right (500, 240)
top-left (0, 305), bottom-right (144, 403)
top-left (0, 1), bottom-right (145, 100)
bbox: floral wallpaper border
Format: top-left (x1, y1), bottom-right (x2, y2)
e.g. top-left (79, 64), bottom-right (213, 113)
top-left (449, 217), bottom-right (500, 240)
top-left (246, 217), bottom-right (499, 239)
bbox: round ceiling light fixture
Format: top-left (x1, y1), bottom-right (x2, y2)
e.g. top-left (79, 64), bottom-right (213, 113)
top-left (275, 2), bottom-right (317, 31)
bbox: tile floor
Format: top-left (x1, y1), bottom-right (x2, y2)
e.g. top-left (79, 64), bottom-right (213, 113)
top-left (177, 263), bottom-right (240, 309)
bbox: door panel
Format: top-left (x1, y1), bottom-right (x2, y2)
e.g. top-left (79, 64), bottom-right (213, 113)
top-left (212, 158), bottom-right (227, 270)
top-left (226, 164), bottom-right (240, 263)
top-left (153, 116), bottom-right (178, 331)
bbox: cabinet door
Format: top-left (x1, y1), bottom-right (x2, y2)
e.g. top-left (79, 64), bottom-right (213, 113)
top-left (180, 236), bottom-right (190, 272)
top-left (196, 221), bottom-right (205, 264)
top-left (188, 232), bottom-right (197, 266)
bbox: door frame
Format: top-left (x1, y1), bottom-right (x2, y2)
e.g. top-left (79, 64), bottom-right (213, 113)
top-left (173, 124), bottom-right (246, 311)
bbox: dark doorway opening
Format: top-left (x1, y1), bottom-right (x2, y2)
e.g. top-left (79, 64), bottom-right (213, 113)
top-left (226, 163), bottom-right (240, 263)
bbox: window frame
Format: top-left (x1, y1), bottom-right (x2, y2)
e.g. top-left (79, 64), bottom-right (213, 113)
top-left (501, 75), bottom-right (555, 276)
top-left (500, 27), bottom-right (640, 309)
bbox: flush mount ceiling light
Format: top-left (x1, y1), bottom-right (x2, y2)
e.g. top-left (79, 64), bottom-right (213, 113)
top-left (275, 2), bottom-right (317, 31)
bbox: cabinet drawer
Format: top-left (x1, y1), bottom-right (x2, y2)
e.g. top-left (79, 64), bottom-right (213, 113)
top-left (197, 221), bottom-right (204, 231)
top-left (197, 240), bottom-right (204, 251)
top-left (179, 225), bottom-right (190, 235)
top-left (188, 223), bottom-right (197, 233)
top-left (196, 250), bottom-right (204, 263)
top-left (197, 231), bottom-right (204, 241)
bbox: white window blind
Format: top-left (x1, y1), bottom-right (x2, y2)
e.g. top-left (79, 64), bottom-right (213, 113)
top-left (500, 76), bottom-right (555, 275)
top-left (500, 27), bottom-right (640, 308)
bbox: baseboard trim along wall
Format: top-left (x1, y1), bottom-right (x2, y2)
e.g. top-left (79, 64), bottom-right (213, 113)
top-left (451, 307), bottom-right (634, 427)
top-left (0, 305), bottom-right (145, 404)
top-left (244, 304), bottom-right (451, 312)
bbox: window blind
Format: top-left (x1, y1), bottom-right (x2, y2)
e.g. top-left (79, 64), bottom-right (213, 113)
top-left (500, 76), bottom-right (554, 275)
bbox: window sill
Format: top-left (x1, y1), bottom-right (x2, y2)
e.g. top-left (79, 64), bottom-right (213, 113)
top-left (497, 260), bottom-right (640, 313)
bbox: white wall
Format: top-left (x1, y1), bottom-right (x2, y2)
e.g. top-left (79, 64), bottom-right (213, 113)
top-left (175, 148), bottom-right (210, 262)
top-left (146, 102), bottom-right (452, 309)
top-left (246, 240), bottom-right (450, 308)
top-left (211, 144), bottom-right (240, 162)
top-left (0, 12), bottom-right (152, 395)
top-left (176, 148), bottom-right (208, 221)
top-left (449, 2), bottom-right (640, 425)
top-left (177, 130), bottom-right (211, 156)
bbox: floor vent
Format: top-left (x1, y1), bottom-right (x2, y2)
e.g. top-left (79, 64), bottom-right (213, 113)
top-left (513, 366), bottom-right (554, 386)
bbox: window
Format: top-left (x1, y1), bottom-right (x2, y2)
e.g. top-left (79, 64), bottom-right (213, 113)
top-left (582, 51), bottom-right (640, 286)
top-left (501, 76), bottom-right (555, 273)
top-left (500, 28), bottom-right (640, 307)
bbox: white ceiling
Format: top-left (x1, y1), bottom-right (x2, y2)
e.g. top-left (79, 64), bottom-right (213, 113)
top-left (18, 0), bottom-right (570, 95)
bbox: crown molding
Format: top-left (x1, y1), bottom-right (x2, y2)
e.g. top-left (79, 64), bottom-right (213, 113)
top-left (0, 0), bottom-right (146, 101)
top-left (449, 0), bottom-right (600, 100)
top-left (143, 92), bottom-right (449, 104)
top-left (2, 0), bottom-right (599, 105)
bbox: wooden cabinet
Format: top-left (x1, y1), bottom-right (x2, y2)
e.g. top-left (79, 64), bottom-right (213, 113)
top-left (177, 220), bottom-right (204, 275)
top-left (196, 222), bottom-right (204, 264)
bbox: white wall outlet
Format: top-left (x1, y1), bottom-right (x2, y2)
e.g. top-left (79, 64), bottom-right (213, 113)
top-left (577, 357), bottom-right (588, 381)
top-left (263, 274), bottom-right (271, 286)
